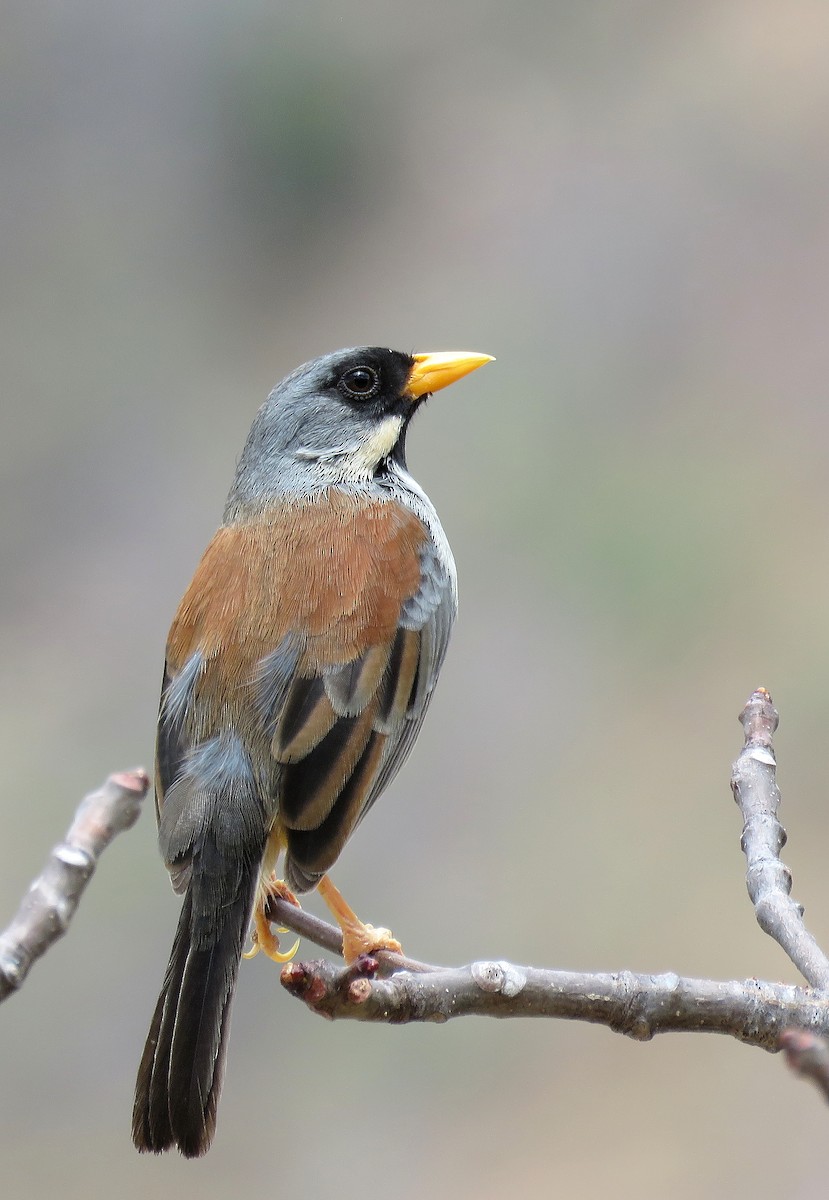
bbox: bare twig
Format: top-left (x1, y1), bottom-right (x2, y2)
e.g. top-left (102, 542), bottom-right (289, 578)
top-left (779, 1028), bottom-right (829, 1102)
top-left (268, 898), bottom-right (829, 1046)
top-left (0, 769), bottom-right (149, 1003)
top-left (268, 903), bottom-right (829, 1048)
top-left (277, 953), bottom-right (829, 1047)
top-left (265, 895), bottom-right (344, 958)
top-left (264, 687), bottom-right (829, 1077)
top-left (731, 688), bottom-right (829, 989)
top-left (2, 691), bottom-right (820, 1112)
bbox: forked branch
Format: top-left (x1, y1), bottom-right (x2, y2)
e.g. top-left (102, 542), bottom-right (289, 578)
top-left (3, 692), bottom-right (829, 1108)
top-left (269, 689), bottom-right (829, 1104)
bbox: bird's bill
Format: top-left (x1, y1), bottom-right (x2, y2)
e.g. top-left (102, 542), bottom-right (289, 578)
top-left (406, 351), bottom-right (494, 399)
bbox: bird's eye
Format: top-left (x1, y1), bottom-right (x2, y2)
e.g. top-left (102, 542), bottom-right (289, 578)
top-left (339, 365), bottom-right (380, 400)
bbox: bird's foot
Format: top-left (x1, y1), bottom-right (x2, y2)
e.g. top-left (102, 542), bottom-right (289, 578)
top-left (316, 874), bottom-right (403, 964)
top-left (243, 876), bottom-right (301, 963)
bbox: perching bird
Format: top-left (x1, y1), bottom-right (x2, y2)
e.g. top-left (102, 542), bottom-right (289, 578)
top-left (132, 346), bottom-right (492, 1157)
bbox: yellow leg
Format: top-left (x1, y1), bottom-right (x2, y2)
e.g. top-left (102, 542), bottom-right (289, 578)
top-left (316, 875), bottom-right (403, 964)
top-left (243, 876), bottom-right (301, 963)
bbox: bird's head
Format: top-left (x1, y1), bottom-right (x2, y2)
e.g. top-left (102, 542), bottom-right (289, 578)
top-left (226, 346), bottom-right (493, 512)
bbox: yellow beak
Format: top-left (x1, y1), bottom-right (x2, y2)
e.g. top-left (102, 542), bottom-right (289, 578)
top-left (406, 351), bottom-right (494, 399)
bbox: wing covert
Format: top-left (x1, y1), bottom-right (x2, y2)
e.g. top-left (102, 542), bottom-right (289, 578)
top-left (280, 531), bottom-right (456, 890)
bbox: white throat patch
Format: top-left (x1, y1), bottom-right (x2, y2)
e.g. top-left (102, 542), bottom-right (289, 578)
top-left (351, 415), bottom-right (405, 476)
top-left (296, 414), bottom-right (404, 482)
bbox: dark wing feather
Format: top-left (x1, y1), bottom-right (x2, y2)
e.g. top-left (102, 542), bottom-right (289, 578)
top-left (360, 564), bottom-right (455, 815)
top-left (284, 729), bottom-right (387, 879)
top-left (280, 535), bottom-right (455, 890)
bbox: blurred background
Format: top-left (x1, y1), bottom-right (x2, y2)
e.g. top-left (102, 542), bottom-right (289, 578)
top-left (2, 0), bottom-right (829, 1195)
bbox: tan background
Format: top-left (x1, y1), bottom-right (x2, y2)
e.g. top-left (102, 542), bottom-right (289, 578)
top-left (2, 2), bottom-right (829, 1196)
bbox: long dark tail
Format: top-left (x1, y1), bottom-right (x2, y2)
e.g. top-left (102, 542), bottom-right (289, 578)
top-left (132, 860), bottom-right (259, 1157)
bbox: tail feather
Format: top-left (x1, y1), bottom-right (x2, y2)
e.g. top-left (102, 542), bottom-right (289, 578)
top-left (132, 866), bottom-right (258, 1158)
top-left (133, 891), bottom-right (192, 1152)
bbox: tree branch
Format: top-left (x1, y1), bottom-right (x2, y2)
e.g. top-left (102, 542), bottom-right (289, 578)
top-left (0, 769), bottom-right (149, 1003)
top-left (277, 955), bottom-right (829, 1046)
top-left (5, 695), bottom-right (828, 1113)
top-left (731, 688), bottom-right (829, 988)
top-left (265, 687), bottom-right (829, 1095)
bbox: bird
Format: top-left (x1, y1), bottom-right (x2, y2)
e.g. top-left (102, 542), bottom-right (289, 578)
top-left (132, 346), bottom-right (493, 1158)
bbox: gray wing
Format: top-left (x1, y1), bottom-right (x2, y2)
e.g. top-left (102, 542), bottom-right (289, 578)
top-left (362, 535), bottom-right (455, 810)
top-left (276, 534), bottom-right (456, 891)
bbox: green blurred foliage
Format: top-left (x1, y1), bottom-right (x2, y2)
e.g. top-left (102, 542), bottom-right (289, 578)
top-left (212, 39), bottom-right (399, 254)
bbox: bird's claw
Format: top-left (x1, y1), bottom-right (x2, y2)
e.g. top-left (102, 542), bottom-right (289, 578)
top-left (243, 876), bottom-right (302, 962)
